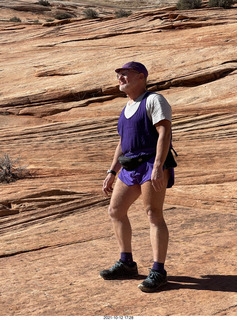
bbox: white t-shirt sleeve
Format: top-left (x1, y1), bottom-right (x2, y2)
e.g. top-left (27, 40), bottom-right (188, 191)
top-left (146, 93), bottom-right (172, 125)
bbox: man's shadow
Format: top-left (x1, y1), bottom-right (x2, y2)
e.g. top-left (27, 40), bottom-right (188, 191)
top-left (136, 274), bottom-right (237, 293)
top-left (166, 275), bottom-right (237, 293)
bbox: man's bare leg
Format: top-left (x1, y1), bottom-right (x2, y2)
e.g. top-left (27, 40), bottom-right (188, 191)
top-left (108, 178), bottom-right (141, 253)
top-left (100, 178), bottom-right (141, 280)
top-left (137, 170), bottom-right (169, 291)
top-left (141, 169), bottom-right (169, 264)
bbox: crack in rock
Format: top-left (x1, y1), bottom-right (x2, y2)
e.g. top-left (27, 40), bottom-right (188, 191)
top-left (0, 234), bottom-right (110, 259)
top-left (0, 62), bottom-right (236, 117)
top-left (0, 190), bottom-right (109, 228)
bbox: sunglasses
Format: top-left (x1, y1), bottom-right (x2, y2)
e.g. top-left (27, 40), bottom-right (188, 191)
top-left (116, 70), bottom-right (140, 79)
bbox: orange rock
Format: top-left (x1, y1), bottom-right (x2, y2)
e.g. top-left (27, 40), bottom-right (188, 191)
top-left (0, 0), bottom-right (236, 316)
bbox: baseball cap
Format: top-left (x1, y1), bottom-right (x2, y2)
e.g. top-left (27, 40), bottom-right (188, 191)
top-left (115, 61), bottom-right (148, 79)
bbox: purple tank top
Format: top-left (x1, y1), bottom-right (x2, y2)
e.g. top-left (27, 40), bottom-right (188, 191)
top-left (117, 92), bottom-right (158, 157)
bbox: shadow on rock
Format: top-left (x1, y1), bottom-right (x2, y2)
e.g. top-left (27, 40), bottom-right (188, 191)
top-left (167, 275), bottom-right (237, 293)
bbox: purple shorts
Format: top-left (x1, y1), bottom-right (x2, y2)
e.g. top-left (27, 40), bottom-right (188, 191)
top-left (118, 156), bottom-right (174, 188)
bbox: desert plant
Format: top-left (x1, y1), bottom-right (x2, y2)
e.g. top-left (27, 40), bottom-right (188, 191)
top-left (9, 16), bottom-right (22, 22)
top-left (32, 19), bottom-right (40, 24)
top-left (0, 154), bottom-right (29, 183)
top-left (38, 0), bottom-right (51, 6)
top-left (115, 9), bottom-right (132, 18)
top-left (55, 12), bottom-right (73, 20)
top-left (208, 0), bottom-right (234, 7)
top-left (83, 8), bottom-right (99, 19)
top-left (177, 0), bottom-right (202, 9)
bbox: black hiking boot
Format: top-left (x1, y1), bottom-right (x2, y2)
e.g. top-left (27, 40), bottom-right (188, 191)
top-left (138, 269), bottom-right (167, 292)
top-left (100, 259), bottom-right (138, 280)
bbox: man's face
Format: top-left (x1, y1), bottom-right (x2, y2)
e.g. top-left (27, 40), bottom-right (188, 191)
top-left (116, 69), bottom-right (141, 93)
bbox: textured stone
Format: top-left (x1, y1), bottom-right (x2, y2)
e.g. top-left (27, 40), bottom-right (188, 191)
top-left (0, 0), bottom-right (236, 316)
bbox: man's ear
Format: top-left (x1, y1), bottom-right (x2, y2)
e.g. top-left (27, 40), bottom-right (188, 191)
top-left (139, 73), bottom-right (147, 87)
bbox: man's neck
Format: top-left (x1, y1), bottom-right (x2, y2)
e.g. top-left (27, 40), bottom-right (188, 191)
top-left (127, 88), bottom-right (147, 103)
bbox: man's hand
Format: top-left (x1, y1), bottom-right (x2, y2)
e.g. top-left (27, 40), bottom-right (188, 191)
top-left (151, 165), bottom-right (164, 192)
top-left (102, 173), bottom-right (115, 196)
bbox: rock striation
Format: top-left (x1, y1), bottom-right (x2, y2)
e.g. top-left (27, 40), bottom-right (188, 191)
top-left (0, 0), bottom-right (236, 316)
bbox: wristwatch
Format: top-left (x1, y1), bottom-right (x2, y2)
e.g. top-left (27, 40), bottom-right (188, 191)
top-left (107, 169), bottom-right (116, 176)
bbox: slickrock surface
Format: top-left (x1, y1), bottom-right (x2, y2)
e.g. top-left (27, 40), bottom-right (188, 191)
top-left (0, 0), bottom-right (236, 316)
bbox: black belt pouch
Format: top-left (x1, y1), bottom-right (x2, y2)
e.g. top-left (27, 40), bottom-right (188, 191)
top-left (119, 149), bottom-right (177, 171)
top-left (118, 153), bottom-right (155, 171)
top-left (163, 149), bottom-right (177, 169)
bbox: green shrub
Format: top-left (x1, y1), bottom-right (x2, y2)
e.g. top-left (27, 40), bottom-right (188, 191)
top-left (83, 8), bottom-right (99, 19)
top-left (38, 0), bottom-right (51, 6)
top-left (55, 12), bottom-right (73, 20)
top-left (115, 9), bottom-right (132, 18)
top-left (208, 0), bottom-right (234, 8)
top-left (9, 16), bottom-right (22, 22)
top-left (0, 154), bottom-right (29, 184)
top-left (177, 0), bottom-right (202, 9)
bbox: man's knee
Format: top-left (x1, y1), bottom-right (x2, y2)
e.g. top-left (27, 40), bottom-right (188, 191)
top-left (145, 206), bottom-right (164, 224)
top-left (108, 204), bottom-right (128, 222)
top-left (108, 204), bottom-right (115, 219)
top-left (108, 204), bottom-right (121, 220)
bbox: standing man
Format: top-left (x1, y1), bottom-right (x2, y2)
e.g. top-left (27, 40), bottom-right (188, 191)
top-left (100, 61), bottom-right (176, 292)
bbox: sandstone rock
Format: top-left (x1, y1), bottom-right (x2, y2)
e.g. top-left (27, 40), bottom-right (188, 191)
top-left (0, 0), bottom-right (236, 316)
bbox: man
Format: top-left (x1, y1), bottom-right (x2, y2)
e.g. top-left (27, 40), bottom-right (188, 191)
top-left (100, 61), bottom-right (176, 293)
